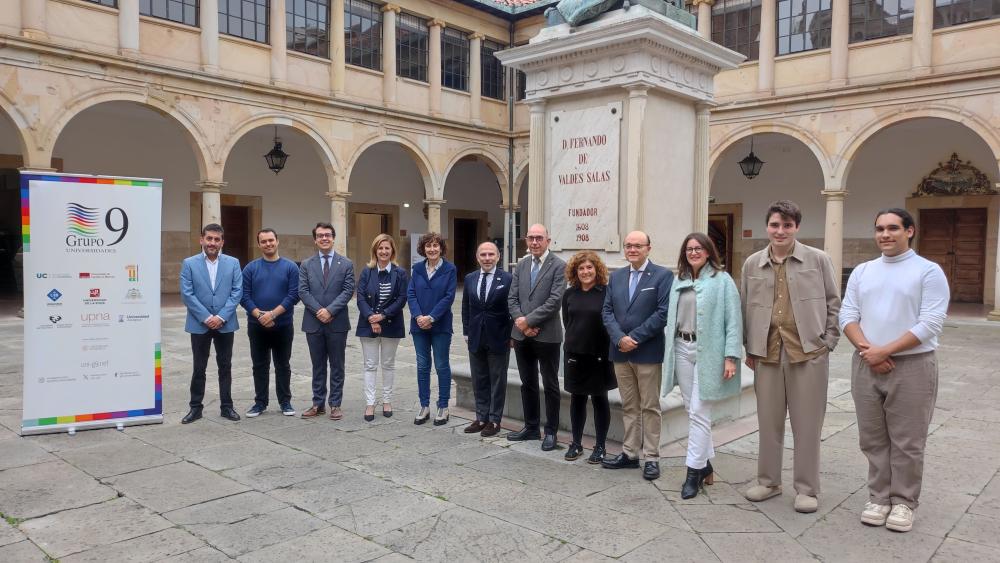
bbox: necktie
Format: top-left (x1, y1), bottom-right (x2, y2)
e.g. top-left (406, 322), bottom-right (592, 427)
top-left (479, 271), bottom-right (490, 302)
top-left (322, 255), bottom-right (330, 283)
top-left (530, 258), bottom-right (540, 287)
top-left (628, 270), bottom-right (640, 301)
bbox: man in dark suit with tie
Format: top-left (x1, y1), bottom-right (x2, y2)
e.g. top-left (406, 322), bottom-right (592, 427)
top-left (298, 222), bottom-right (355, 420)
top-left (601, 230), bottom-right (673, 480)
top-left (180, 223), bottom-right (244, 424)
top-left (507, 224), bottom-right (567, 450)
top-left (462, 242), bottom-right (514, 437)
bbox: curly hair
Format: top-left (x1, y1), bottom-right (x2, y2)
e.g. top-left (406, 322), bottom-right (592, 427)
top-left (416, 232), bottom-right (447, 258)
top-left (565, 251), bottom-right (609, 287)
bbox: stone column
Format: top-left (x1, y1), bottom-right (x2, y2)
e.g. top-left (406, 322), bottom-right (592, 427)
top-left (624, 86), bottom-right (648, 231)
top-left (694, 0), bottom-right (713, 40)
top-left (693, 103), bottom-right (711, 234)
top-left (911, 0), bottom-right (934, 75)
top-left (527, 101), bottom-right (547, 227)
top-left (198, 181), bottom-right (226, 227)
top-left (469, 32), bottom-right (484, 126)
top-left (330, 0), bottom-right (345, 95)
top-left (757, 0), bottom-right (776, 94)
top-left (830, 0), bottom-right (848, 86)
top-left (328, 191), bottom-right (351, 256)
top-left (118, 0), bottom-right (140, 57)
top-left (428, 19), bottom-right (445, 116)
top-left (21, 0), bottom-right (47, 40)
top-left (990, 181), bottom-right (1000, 320)
top-left (270, 0), bottom-right (287, 84)
top-left (381, 4), bottom-right (400, 106)
top-left (200, 0), bottom-right (220, 72)
top-left (424, 199), bottom-right (445, 234)
top-left (821, 188), bottom-right (847, 281)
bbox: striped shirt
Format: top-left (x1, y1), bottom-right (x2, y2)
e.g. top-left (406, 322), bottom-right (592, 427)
top-left (377, 264), bottom-right (393, 309)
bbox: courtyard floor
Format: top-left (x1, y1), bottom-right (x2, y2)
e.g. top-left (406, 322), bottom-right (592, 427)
top-left (0, 298), bottom-right (998, 562)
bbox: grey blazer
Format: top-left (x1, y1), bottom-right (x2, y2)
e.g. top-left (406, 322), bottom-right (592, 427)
top-left (299, 251), bottom-right (355, 334)
top-left (508, 253), bottom-right (567, 343)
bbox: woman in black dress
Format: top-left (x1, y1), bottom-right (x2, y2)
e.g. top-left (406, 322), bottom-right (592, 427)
top-left (562, 251), bottom-right (617, 463)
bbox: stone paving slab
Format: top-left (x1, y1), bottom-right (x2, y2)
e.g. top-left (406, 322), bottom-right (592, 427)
top-left (222, 453), bottom-right (347, 491)
top-left (185, 507), bottom-right (328, 558)
top-left (0, 540), bottom-right (50, 562)
top-left (585, 480), bottom-right (691, 530)
top-left (56, 439), bottom-right (181, 478)
top-left (618, 528), bottom-right (719, 562)
top-left (324, 488), bottom-right (451, 537)
top-left (60, 528), bottom-right (207, 563)
top-left (701, 532), bottom-right (818, 562)
top-left (266, 470), bottom-right (397, 520)
top-left (105, 461), bottom-right (250, 513)
top-left (163, 492), bottom-right (288, 526)
top-left (183, 434), bottom-right (302, 472)
top-left (239, 525), bottom-right (390, 563)
top-left (948, 513), bottom-right (1000, 550)
top-left (677, 504), bottom-right (783, 533)
top-left (160, 546), bottom-right (234, 562)
top-left (0, 436), bottom-right (56, 470)
top-left (0, 519), bottom-right (25, 547)
top-left (798, 507), bottom-right (944, 561)
top-left (0, 460), bottom-right (117, 520)
top-left (930, 538), bottom-right (1000, 562)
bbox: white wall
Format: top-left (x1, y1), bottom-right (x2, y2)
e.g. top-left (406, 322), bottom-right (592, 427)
top-left (442, 159), bottom-right (505, 239)
top-left (348, 142), bottom-right (429, 236)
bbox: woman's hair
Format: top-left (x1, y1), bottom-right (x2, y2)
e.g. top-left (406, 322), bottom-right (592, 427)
top-left (564, 251), bottom-right (609, 287)
top-left (416, 232), bottom-right (447, 258)
top-left (367, 233), bottom-right (397, 268)
top-left (676, 232), bottom-right (723, 280)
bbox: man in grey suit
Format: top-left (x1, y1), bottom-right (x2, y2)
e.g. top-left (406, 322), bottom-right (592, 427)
top-left (601, 230), bottom-right (673, 480)
top-left (507, 224), bottom-right (567, 450)
top-left (299, 222), bottom-right (355, 420)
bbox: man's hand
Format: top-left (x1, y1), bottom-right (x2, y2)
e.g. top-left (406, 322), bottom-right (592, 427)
top-left (860, 345), bottom-right (891, 367)
top-left (205, 316), bottom-right (223, 330)
top-left (745, 356), bottom-right (757, 371)
top-left (723, 358), bottom-right (737, 380)
top-left (416, 315), bottom-right (433, 330)
top-left (872, 358), bottom-right (895, 374)
top-left (316, 308), bottom-right (332, 323)
top-left (514, 316), bottom-right (529, 333)
top-left (618, 336), bottom-right (638, 353)
top-left (260, 311), bottom-right (276, 328)
top-left (524, 327), bottom-right (540, 338)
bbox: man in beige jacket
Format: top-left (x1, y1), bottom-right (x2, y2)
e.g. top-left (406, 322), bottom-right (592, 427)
top-left (740, 200), bottom-right (841, 513)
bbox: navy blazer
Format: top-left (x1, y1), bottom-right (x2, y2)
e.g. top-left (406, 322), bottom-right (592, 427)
top-left (462, 269), bottom-right (513, 353)
top-left (356, 264), bottom-right (409, 338)
top-left (299, 251), bottom-right (355, 334)
top-left (407, 259), bottom-right (457, 335)
top-left (601, 261), bottom-right (673, 363)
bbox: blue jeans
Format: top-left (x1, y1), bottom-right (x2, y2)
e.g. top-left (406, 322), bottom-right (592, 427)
top-left (412, 331), bottom-right (452, 408)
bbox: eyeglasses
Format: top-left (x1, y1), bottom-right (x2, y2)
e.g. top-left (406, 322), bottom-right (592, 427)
top-left (315, 233), bottom-right (334, 239)
top-left (526, 236), bottom-right (546, 242)
top-left (623, 244), bottom-right (648, 250)
top-left (685, 247), bottom-right (705, 255)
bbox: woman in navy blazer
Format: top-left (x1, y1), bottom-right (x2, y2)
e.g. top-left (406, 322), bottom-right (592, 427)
top-left (356, 234), bottom-right (409, 421)
top-left (407, 232), bottom-right (457, 426)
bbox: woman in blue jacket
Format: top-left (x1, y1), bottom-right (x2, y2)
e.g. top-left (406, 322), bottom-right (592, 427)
top-left (357, 234), bottom-right (409, 422)
top-left (407, 232), bottom-right (457, 426)
top-left (661, 232), bottom-right (743, 499)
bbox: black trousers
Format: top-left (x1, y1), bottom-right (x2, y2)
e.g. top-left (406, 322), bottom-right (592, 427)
top-left (248, 323), bottom-right (294, 407)
top-left (189, 330), bottom-right (234, 410)
top-left (469, 346), bottom-right (510, 424)
top-left (513, 339), bottom-right (561, 434)
top-left (570, 392), bottom-right (611, 447)
top-left (306, 329), bottom-right (348, 407)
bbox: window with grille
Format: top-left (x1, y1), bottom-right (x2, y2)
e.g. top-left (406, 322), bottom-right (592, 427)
top-left (481, 39), bottom-right (506, 101)
top-left (397, 13), bottom-right (429, 82)
top-left (933, 0), bottom-right (1000, 28)
top-left (287, 0), bottom-right (329, 57)
top-left (85, 0), bottom-right (118, 7)
top-left (777, 0), bottom-right (832, 55)
top-left (140, 0), bottom-right (199, 26)
top-left (711, 0), bottom-right (762, 61)
top-left (219, 0), bottom-right (269, 43)
top-left (849, 0), bottom-right (914, 42)
top-left (515, 70), bottom-right (526, 101)
top-left (345, 0), bottom-right (382, 70)
top-left (442, 28), bottom-right (470, 92)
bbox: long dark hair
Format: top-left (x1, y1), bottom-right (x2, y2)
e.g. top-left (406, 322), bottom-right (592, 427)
top-left (676, 232), bottom-right (723, 280)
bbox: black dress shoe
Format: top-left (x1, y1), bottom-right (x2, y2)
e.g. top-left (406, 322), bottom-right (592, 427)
top-left (587, 445), bottom-right (607, 464)
top-left (181, 408), bottom-right (202, 424)
top-left (480, 422), bottom-right (501, 437)
top-left (643, 461), bottom-right (661, 481)
top-left (565, 443), bottom-right (584, 461)
top-left (541, 434), bottom-right (558, 451)
top-left (506, 427), bottom-right (541, 441)
top-left (220, 407), bottom-right (240, 421)
top-left (601, 452), bottom-right (640, 469)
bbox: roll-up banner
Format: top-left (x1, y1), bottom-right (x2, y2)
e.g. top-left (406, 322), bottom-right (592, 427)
top-left (20, 172), bottom-right (163, 435)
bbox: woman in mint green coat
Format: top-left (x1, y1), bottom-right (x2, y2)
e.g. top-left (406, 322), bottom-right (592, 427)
top-left (661, 232), bottom-right (743, 499)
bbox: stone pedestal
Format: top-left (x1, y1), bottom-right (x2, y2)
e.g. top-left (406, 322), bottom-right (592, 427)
top-left (497, 6), bottom-right (743, 269)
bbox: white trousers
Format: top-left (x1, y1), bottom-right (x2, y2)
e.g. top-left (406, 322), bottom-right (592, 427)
top-left (674, 338), bottom-right (714, 469)
top-left (360, 337), bottom-right (399, 405)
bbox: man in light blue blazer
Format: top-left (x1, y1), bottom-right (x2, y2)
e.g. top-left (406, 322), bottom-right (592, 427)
top-left (180, 223), bottom-right (244, 424)
top-left (601, 230), bottom-right (673, 480)
top-left (299, 222), bottom-right (355, 420)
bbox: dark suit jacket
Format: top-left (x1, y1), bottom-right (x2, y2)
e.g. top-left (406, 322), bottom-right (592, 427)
top-left (407, 259), bottom-right (457, 335)
top-left (462, 269), bottom-right (513, 353)
top-left (298, 251), bottom-right (355, 333)
top-left (356, 264), bottom-right (408, 338)
top-left (508, 253), bottom-right (567, 343)
top-left (601, 261), bottom-right (673, 363)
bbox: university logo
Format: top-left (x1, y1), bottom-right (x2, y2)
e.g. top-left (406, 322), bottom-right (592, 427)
top-left (49, 315), bottom-right (62, 324)
top-left (125, 288), bottom-right (143, 300)
top-left (89, 288), bottom-right (101, 298)
top-left (126, 264), bottom-right (139, 282)
top-left (65, 203), bottom-right (129, 249)
top-left (47, 289), bottom-right (62, 302)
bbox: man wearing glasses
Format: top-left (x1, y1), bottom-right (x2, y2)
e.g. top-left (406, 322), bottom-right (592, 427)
top-left (601, 231), bottom-right (673, 480)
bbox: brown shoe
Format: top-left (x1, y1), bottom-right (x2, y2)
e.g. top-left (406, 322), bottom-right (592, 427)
top-left (464, 421), bottom-right (486, 434)
top-left (301, 405), bottom-right (325, 418)
top-left (329, 406), bottom-right (343, 420)
top-left (481, 422), bottom-right (501, 437)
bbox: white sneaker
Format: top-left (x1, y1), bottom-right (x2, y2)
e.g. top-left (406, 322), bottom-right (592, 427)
top-left (433, 407), bottom-right (450, 426)
top-left (861, 501), bottom-right (891, 526)
top-left (886, 504), bottom-right (914, 532)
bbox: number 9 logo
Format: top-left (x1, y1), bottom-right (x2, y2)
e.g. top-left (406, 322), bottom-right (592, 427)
top-left (105, 207), bottom-right (129, 246)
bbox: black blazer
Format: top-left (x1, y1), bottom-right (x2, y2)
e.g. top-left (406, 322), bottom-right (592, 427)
top-left (462, 269), bottom-right (514, 353)
top-left (356, 264), bottom-right (409, 338)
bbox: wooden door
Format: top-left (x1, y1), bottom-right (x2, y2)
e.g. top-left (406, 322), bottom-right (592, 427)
top-left (352, 212), bottom-right (389, 278)
top-left (708, 213), bottom-right (734, 273)
top-left (919, 208), bottom-right (986, 303)
top-left (220, 204), bottom-right (251, 268)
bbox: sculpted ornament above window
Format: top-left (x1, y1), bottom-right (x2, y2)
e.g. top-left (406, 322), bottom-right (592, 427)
top-left (913, 153), bottom-right (997, 196)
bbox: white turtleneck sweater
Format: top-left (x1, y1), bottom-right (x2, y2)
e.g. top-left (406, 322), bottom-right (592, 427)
top-left (839, 249), bottom-right (950, 355)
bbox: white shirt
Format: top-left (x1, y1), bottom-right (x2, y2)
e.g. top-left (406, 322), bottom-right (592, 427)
top-left (839, 249), bottom-right (950, 355)
top-left (478, 267), bottom-right (497, 296)
top-left (377, 262), bottom-right (392, 274)
top-left (630, 258), bottom-right (650, 275)
top-left (426, 259), bottom-right (441, 279)
top-left (204, 253), bottom-right (219, 289)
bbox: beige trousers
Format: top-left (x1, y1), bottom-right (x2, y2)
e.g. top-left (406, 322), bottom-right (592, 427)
top-left (614, 361), bottom-right (663, 461)
top-left (851, 350), bottom-right (937, 509)
top-left (754, 350), bottom-right (829, 496)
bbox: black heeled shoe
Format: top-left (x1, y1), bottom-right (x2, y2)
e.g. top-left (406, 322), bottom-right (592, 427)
top-left (681, 460), bottom-right (715, 499)
top-left (703, 459), bottom-right (715, 486)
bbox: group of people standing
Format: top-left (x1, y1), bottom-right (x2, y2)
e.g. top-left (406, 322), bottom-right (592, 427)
top-left (178, 197), bottom-right (948, 534)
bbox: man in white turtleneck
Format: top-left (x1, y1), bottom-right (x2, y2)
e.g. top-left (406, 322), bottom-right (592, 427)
top-left (840, 208), bottom-right (949, 534)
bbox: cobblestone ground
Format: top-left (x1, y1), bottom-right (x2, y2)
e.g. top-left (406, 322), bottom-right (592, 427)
top-left (0, 300), bottom-right (998, 562)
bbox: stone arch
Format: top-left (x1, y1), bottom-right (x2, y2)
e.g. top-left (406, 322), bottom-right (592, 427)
top-left (512, 160), bottom-right (529, 208)
top-left (0, 89), bottom-right (35, 164)
top-left (710, 122), bottom-right (833, 184)
top-left (441, 146), bottom-right (510, 206)
top-left (346, 134), bottom-right (436, 200)
top-left (42, 87), bottom-right (214, 180)
top-left (834, 105), bottom-right (1000, 185)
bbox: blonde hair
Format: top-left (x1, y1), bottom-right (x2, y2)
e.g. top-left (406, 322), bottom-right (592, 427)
top-left (367, 233), bottom-right (398, 268)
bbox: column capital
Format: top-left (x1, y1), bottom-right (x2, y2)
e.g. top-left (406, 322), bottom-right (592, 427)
top-left (196, 181), bottom-right (227, 193)
top-left (528, 99), bottom-right (546, 113)
top-left (381, 3), bottom-right (401, 14)
top-left (690, 0), bottom-right (715, 6)
top-left (428, 18), bottom-right (446, 28)
top-left (695, 102), bottom-right (713, 115)
top-left (626, 84), bottom-right (650, 98)
top-left (468, 32), bottom-right (486, 41)
top-left (820, 188), bottom-right (848, 201)
top-left (326, 191), bottom-right (352, 202)
top-left (423, 199), bottom-right (446, 207)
